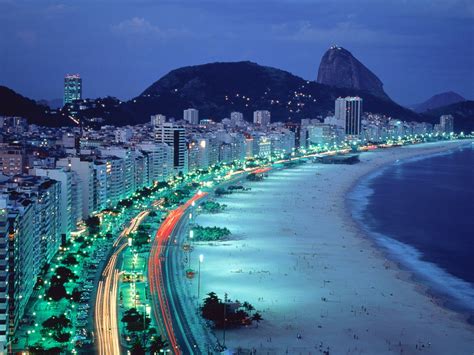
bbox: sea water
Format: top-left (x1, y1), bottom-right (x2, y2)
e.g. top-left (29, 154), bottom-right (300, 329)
top-left (349, 144), bottom-right (474, 321)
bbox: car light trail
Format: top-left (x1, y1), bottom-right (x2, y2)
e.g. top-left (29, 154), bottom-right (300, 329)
top-left (95, 209), bottom-right (149, 355)
top-left (148, 192), bottom-right (207, 354)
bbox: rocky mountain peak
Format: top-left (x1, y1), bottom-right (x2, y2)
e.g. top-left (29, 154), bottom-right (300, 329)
top-left (317, 46), bottom-right (390, 100)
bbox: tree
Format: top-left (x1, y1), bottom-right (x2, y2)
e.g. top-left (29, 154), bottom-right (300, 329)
top-left (42, 315), bottom-right (71, 330)
top-left (242, 301), bottom-right (254, 312)
top-left (150, 336), bottom-right (168, 354)
top-left (62, 254), bottom-right (78, 266)
top-left (130, 338), bottom-right (146, 355)
top-left (122, 308), bottom-right (150, 332)
top-left (52, 331), bottom-right (70, 343)
top-left (252, 312), bottom-right (263, 328)
top-left (53, 266), bottom-right (77, 283)
top-left (71, 288), bottom-right (82, 302)
top-left (46, 283), bottom-right (67, 301)
top-left (85, 216), bottom-right (100, 234)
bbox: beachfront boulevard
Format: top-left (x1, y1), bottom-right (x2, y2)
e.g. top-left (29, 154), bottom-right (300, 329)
top-left (148, 192), bottom-right (207, 353)
top-left (11, 133), bottom-right (472, 354)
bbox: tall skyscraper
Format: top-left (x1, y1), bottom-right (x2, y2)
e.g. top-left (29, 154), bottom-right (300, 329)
top-left (63, 74), bottom-right (82, 106)
top-left (183, 108), bottom-right (199, 125)
top-left (253, 110), bottom-right (271, 126)
top-left (335, 97), bottom-right (363, 137)
top-left (440, 115), bottom-right (454, 134)
top-left (155, 123), bottom-right (188, 174)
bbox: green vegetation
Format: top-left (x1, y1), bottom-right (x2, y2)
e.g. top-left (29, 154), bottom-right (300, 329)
top-left (201, 292), bottom-right (262, 329)
top-left (41, 315), bottom-right (72, 343)
top-left (132, 225), bottom-right (151, 248)
top-left (200, 201), bottom-right (227, 214)
top-left (192, 225), bottom-right (231, 241)
top-left (246, 173), bottom-right (264, 181)
top-left (121, 308), bottom-right (151, 332)
top-left (150, 336), bottom-right (168, 353)
top-left (215, 187), bottom-right (232, 196)
top-left (85, 216), bottom-right (100, 234)
top-left (45, 266), bottom-right (78, 301)
top-left (118, 199), bottom-right (133, 208)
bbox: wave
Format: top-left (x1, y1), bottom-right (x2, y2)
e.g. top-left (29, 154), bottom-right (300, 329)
top-left (348, 151), bottom-right (474, 321)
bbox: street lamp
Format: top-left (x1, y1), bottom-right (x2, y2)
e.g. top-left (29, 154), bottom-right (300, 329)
top-left (197, 254), bottom-right (204, 304)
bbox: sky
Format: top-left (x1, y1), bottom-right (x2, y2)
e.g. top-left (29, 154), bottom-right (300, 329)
top-left (0, 0), bottom-right (473, 105)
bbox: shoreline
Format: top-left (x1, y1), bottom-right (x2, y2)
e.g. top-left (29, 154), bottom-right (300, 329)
top-left (189, 140), bottom-right (474, 353)
top-left (344, 141), bottom-right (474, 326)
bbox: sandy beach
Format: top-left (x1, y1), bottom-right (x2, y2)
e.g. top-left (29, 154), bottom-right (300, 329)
top-left (189, 140), bottom-right (474, 354)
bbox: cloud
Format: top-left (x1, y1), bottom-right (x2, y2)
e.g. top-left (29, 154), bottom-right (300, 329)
top-left (111, 17), bottom-right (192, 39)
top-left (272, 21), bottom-right (424, 46)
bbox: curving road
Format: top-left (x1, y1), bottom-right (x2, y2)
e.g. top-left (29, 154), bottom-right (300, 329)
top-left (94, 210), bottom-right (149, 355)
top-left (148, 192), bottom-right (207, 354)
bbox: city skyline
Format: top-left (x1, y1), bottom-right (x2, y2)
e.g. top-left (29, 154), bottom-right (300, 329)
top-left (0, 0), bottom-right (473, 104)
top-left (0, 1), bottom-right (473, 353)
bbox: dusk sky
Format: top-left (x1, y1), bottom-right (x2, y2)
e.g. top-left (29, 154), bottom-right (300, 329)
top-left (1, 0), bottom-right (473, 105)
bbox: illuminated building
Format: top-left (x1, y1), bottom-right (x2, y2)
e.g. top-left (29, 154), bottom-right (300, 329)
top-left (0, 145), bottom-right (26, 176)
top-left (155, 123), bottom-right (188, 174)
top-left (253, 110), bottom-right (271, 127)
top-left (0, 193), bottom-right (36, 341)
top-left (183, 109), bottom-right (199, 125)
top-left (32, 167), bottom-right (78, 239)
top-left (150, 114), bottom-right (166, 127)
top-left (440, 115), bottom-right (454, 134)
top-left (57, 157), bottom-right (94, 218)
top-left (137, 143), bottom-right (172, 184)
top-left (335, 97), bottom-right (363, 137)
top-left (63, 74), bottom-right (82, 106)
top-left (230, 112), bottom-right (245, 127)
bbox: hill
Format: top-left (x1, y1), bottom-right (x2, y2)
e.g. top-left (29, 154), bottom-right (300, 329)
top-left (0, 86), bottom-right (69, 127)
top-left (119, 61), bottom-right (418, 125)
top-left (424, 101), bottom-right (474, 133)
top-left (317, 46), bottom-right (390, 100)
top-left (413, 91), bottom-right (466, 113)
top-left (0, 62), bottom-right (429, 127)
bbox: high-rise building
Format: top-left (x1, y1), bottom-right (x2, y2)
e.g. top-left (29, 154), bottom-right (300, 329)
top-left (230, 112), bottom-right (244, 127)
top-left (32, 167), bottom-right (78, 239)
top-left (307, 124), bottom-right (335, 146)
top-left (151, 114), bottom-right (166, 127)
top-left (0, 145), bottom-right (26, 176)
top-left (137, 143), bottom-right (172, 183)
top-left (440, 115), bottom-right (454, 134)
top-left (0, 193), bottom-right (36, 340)
top-left (64, 74), bottom-right (82, 106)
top-left (183, 109), bottom-right (199, 125)
top-left (57, 157), bottom-right (94, 219)
top-left (335, 97), bottom-right (363, 137)
top-left (0, 207), bottom-right (10, 353)
top-left (155, 123), bottom-right (188, 174)
top-left (253, 110), bottom-right (271, 126)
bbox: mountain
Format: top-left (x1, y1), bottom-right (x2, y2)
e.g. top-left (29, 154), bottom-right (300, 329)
top-left (412, 91), bottom-right (466, 113)
top-left (0, 86), bottom-right (69, 126)
top-left (120, 61), bottom-right (416, 125)
top-left (424, 100), bottom-right (474, 133)
top-left (37, 98), bottom-right (64, 110)
top-left (317, 46), bottom-right (390, 100)
top-left (0, 61), bottom-right (423, 128)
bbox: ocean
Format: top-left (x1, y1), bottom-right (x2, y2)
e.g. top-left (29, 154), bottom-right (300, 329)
top-left (349, 143), bottom-right (474, 321)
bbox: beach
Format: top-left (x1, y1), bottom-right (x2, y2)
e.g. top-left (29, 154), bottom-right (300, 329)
top-left (189, 140), bottom-right (474, 354)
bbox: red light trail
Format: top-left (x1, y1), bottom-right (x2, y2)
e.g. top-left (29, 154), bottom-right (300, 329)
top-left (148, 192), bottom-right (207, 354)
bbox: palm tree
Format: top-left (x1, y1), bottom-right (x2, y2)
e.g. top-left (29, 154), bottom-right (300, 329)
top-left (150, 336), bottom-right (168, 354)
top-left (130, 338), bottom-right (146, 355)
top-left (252, 312), bottom-right (263, 328)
